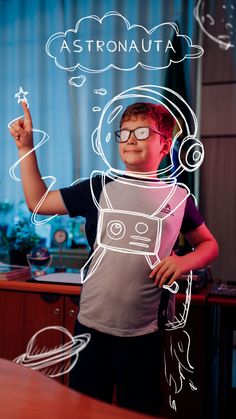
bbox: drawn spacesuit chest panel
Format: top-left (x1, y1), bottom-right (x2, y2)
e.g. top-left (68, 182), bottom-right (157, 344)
top-left (95, 175), bottom-right (188, 257)
top-left (97, 209), bottom-right (161, 255)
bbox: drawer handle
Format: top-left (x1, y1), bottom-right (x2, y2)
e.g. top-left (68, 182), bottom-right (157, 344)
top-left (69, 309), bottom-right (75, 317)
top-left (54, 307), bottom-right (60, 315)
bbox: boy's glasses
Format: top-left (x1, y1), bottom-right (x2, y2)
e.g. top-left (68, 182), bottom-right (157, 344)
top-left (115, 127), bottom-right (166, 143)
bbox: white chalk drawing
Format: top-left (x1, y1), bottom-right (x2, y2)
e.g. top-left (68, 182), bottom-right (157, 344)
top-left (14, 326), bottom-right (91, 378)
top-left (6, 7), bottom-right (209, 410)
top-left (164, 330), bottom-right (197, 411)
top-left (78, 85), bottom-right (203, 337)
top-left (194, 1), bottom-right (235, 49)
top-left (9, 17), bottom-right (204, 408)
top-left (80, 85), bottom-right (201, 409)
top-left (8, 88), bottom-right (58, 225)
top-left (81, 172), bottom-right (189, 295)
top-left (45, 11), bottom-right (204, 75)
top-left (90, 85), bottom-right (204, 178)
top-left (14, 86), bottom-right (29, 104)
top-left (94, 88), bottom-right (107, 96)
top-left (9, 84), bottom-right (203, 409)
top-left (69, 75), bottom-right (86, 87)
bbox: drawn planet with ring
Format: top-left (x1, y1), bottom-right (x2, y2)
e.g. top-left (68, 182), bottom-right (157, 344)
top-left (14, 326), bottom-right (91, 377)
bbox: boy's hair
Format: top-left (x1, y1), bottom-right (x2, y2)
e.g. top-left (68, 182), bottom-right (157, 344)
top-left (120, 102), bottom-right (176, 139)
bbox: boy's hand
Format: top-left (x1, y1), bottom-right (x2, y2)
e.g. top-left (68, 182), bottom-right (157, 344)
top-left (149, 254), bottom-right (186, 287)
top-left (9, 101), bottom-right (33, 152)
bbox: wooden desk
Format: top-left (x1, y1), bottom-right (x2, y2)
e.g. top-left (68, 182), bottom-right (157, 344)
top-left (0, 358), bottom-right (160, 419)
top-left (0, 276), bottom-right (81, 295)
top-left (0, 278), bottom-right (213, 418)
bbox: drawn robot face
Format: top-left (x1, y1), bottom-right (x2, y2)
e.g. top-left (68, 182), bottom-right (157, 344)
top-left (91, 85), bottom-right (204, 178)
top-left (97, 209), bottom-right (161, 255)
top-left (194, 0), bottom-right (235, 50)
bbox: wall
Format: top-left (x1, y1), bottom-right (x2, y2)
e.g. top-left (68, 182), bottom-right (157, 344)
top-left (199, 1), bottom-right (236, 283)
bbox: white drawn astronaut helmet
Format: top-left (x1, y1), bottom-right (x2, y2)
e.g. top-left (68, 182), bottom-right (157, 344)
top-left (91, 84), bottom-right (204, 179)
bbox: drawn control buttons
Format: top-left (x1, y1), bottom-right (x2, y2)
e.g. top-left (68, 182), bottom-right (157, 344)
top-left (106, 220), bottom-right (126, 240)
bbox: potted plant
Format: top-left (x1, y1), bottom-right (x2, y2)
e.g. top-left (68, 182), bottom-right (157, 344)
top-left (3, 220), bottom-right (41, 266)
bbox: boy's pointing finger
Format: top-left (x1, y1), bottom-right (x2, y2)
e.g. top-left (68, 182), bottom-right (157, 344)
top-left (21, 101), bottom-right (33, 127)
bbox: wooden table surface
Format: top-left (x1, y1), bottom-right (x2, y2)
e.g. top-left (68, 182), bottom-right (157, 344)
top-left (0, 358), bottom-right (168, 419)
top-left (0, 277), bottom-right (82, 296)
top-left (0, 277), bottom-right (213, 301)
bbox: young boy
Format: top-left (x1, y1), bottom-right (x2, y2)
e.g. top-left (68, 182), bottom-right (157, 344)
top-left (9, 101), bottom-right (218, 417)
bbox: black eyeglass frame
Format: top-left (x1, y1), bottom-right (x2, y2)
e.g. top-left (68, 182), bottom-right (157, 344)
top-left (114, 126), bottom-right (167, 143)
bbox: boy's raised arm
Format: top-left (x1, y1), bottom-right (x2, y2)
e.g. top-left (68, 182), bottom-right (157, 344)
top-left (9, 101), bottom-right (67, 215)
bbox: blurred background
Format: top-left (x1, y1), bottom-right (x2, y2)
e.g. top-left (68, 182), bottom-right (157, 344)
top-left (0, 0), bottom-right (235, 284)
top-left (0, 1), bottom-right (236, 418)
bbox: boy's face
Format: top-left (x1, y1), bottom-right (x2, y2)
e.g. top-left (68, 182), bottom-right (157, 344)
top-left (118, 115), bottom-right (172, 174)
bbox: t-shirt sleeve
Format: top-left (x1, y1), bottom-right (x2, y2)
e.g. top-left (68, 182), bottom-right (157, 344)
top-left (180, 195), bottom-right (204, 234)
top-left (60, 178), bottom-right (93, 218)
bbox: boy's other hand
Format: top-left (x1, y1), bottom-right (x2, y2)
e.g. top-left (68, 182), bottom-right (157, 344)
top-left (9, 101), bottom-right (33, 152)
top-left (149, 254), bottom-right (186, 288)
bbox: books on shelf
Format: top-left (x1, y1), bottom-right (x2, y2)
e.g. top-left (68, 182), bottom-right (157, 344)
top-left (0, 263), bottom-right (31, 281)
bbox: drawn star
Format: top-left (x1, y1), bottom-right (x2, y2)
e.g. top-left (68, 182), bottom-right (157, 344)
top-left (14, 86), bottom-right (29, 104)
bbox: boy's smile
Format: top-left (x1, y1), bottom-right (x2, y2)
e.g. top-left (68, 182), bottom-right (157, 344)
top-left (118, 116), bottom-right (171, 175)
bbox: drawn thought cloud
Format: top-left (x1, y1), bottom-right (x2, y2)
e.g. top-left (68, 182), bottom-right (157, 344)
top-left (45, 11), bottom-right (204, 73)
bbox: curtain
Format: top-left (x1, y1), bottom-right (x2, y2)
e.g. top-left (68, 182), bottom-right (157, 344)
top-left (0, 0), bottom-right (200, 222)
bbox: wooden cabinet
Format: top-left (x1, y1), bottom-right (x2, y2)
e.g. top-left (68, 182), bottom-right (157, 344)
top-left (0, 281), bottom-right (80, 383)
top-left (64, 294), bottom-right (80, 335)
